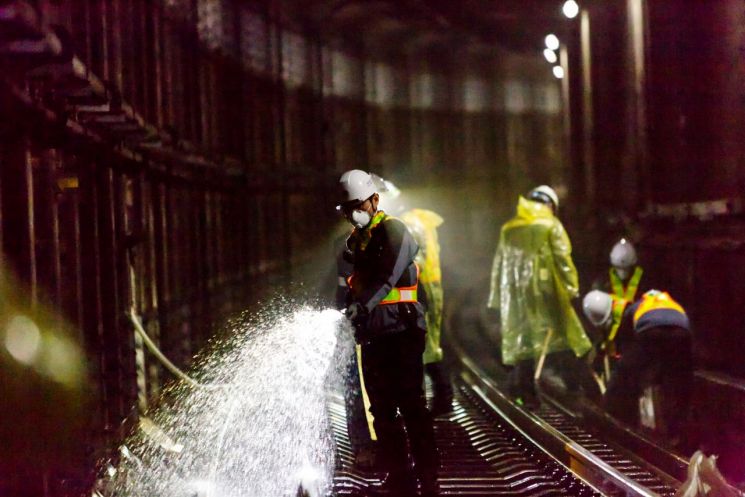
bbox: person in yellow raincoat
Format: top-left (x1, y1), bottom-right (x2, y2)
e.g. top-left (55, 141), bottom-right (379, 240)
top-left (487, 186), bottom-right (596, 406)
top-left (400, 208), bottom-right (454, 415)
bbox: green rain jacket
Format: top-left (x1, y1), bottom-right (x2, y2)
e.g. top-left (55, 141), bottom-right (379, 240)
top-left (487, 196), bottom-right (592, 365)
top-left (400, 209), bottom-right (444, 364)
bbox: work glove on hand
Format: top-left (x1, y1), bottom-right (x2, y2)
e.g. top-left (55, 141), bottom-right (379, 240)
top-left (345, 302), bottom-right (364, 320)
top-left (344, 302), bottom-right (369, 342)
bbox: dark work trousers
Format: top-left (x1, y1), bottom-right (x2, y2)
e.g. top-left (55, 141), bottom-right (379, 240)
top-left (425, 361), bottom-right (454, 408)
top-left (605, 326), bottom-right (692, 435)
top-left (344, 348), bottom-right (374, 454)
top-left (361, 329), bottom-right (439, 482)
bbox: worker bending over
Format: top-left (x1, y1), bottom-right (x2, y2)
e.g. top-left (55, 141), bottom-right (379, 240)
top-left (583, 289), bottom-right (693, 437)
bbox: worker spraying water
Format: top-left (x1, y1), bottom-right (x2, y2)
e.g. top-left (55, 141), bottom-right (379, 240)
top-left (101, 302), bottom-right (354, 497)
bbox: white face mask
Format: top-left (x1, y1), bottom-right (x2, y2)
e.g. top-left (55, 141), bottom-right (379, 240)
top-left (615, 267), bottom-right (630, 280)
top-left (350, 210), bottom-right (371, 229)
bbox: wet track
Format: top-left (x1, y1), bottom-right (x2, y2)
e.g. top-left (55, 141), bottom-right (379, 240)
top-left (330, 380), bottom-right (601, 496)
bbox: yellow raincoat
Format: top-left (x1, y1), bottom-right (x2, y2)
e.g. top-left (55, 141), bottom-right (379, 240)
top-left (400, 209), bottom-right (444, 364)
top-left (487, 197), bottom-right (591, 365)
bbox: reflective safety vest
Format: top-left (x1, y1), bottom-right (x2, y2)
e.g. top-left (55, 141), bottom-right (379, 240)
top-left (346, 211), bottom-right (420, 306)
top-left (633, 290), bottom-right (687, 330)
top-left (348, 263), bottom-right (419, 305)
top-left (607, 266), bottom-right (643, 342)
top-left (610, 266), bottom-right (643, 301)
top-left (607, 296), bottom-right (629, 343)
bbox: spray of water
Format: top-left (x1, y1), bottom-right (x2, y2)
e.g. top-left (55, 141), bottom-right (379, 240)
top-left (105, 301), bottom-right (354, 497)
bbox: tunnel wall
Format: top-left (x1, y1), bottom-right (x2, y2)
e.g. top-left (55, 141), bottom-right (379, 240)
top-left (0, 1), bottom-right (562, 494)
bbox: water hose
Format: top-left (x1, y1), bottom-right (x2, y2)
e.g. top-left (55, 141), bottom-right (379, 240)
top-left (127, 309), bottom-right (205, 389)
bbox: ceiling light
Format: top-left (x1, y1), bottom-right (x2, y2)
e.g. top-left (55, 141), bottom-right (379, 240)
top-left (562, 0), bottom-right (580, 19)
top-left (553, 66), bottom-right (565, 79)
top-left (543, 48), bottom-right (557, 64)
top-left (545, 34), bottom-right (560, 51)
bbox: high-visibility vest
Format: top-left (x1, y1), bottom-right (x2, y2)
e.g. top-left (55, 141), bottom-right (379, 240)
top-left (348, 263), bottom-right (419, 305)
top-left (610, 266), bottom-right (643, 301)
top-left (607, 266), bottom-right (643, 342)
top-left (607, 296), bottom-right (629, 343)
top-left (633, 290), bottom-right (687, 329)
top-left (346, 211), bottom-right (420, 306)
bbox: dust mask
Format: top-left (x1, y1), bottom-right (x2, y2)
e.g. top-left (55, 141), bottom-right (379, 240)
top-left (351, 210), bottom-right (371, 229)
top-left (615, 267), bottom-right (630, 280)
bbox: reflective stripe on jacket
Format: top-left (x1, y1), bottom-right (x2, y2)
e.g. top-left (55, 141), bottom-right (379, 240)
top-left (632, 290), bottom-right (690, 333)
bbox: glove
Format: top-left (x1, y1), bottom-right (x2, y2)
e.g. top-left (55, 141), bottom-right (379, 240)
top-left (345, 302), bottom-right (366, 322)
top-left (344, 303), bottom-right (369, 342)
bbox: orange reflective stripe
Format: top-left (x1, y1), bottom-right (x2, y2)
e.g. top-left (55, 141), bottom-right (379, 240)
top-left (633, 291), bottom-right (686, 326)
top-left (379, 263), bottom-right (421, 305)
top-left (379, 286), bottom-right (418, 305)
top-left (348, 262), bottom-right (420, 306)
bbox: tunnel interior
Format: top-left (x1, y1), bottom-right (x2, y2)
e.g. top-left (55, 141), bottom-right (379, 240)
top-left (1, 0), bottom-right (745, 495)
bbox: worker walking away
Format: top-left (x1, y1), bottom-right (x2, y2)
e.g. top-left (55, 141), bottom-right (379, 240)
top-left (582, 289), bottom-right (693, 439)
top-left (400, 208), bottom-right (454, 416)
top-left (487, 186), bottom-right (597, 407)
top-left (338, 170), bottom-right (439, 497)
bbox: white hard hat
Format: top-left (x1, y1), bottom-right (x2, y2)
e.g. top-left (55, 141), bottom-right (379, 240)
top-left (582, 290), bottom-right (613, 327)
top-left (609, 238), bottom-right (637, 269)
top-left (338, 170), bottom-right (376, 205)
top-left (528, 185), bottom-right (559, 210)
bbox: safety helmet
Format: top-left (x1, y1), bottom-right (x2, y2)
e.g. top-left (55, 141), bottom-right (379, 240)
top-left (609, 238), bottom-right (637, 269)
top-left (338, 170), bottom-right (376, 205)
top-left (582, 290), bottom-right (613, 327)
top-left (527, 185), bottom-right (559, 210)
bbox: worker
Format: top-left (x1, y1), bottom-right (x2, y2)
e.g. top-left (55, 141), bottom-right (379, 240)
top-left (338, 170), bottom-right (439, 497)
top-left (400, 208), bottom-right (454, 415)
top-left (582, 289), bottom-right (693, 436)
top-left (487, 185), bottom-right (596, 406)
top-left (591, 238), bottom-right (647, 379)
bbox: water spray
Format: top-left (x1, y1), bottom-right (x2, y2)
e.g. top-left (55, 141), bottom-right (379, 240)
top-left (104, 302), bottom-right (353, 497)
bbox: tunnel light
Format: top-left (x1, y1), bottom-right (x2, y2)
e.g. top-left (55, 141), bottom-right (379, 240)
top-left (545, 34), bottom-right (560, 51)
top-left (5, 315), bottom-right (41, 365)
top-left (553, 66), bottom-right (565, 79)
top-left (562, 0), bottom-right (580, 19)
top-left (543, 48), bottom-right (558, 64)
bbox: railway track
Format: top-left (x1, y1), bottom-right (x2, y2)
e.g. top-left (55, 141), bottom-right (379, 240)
top-left (330, 378), bottom-right (603, 496)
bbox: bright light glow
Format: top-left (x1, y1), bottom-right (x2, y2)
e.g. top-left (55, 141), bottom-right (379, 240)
top-left (545, 34), bottom-right (560, 51)
top-left (553, 66), bottom-right (565, 79)
top-left (563, 0), bottom-right (580, 19)
top-left (543, 48), bottom-right (558, 64)
top-left (41, 334), bottom-right (82, 385)
top-left (107, 465), bottom-right (117, 478)
top-left (5, 315), bottom-right (41, 365)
